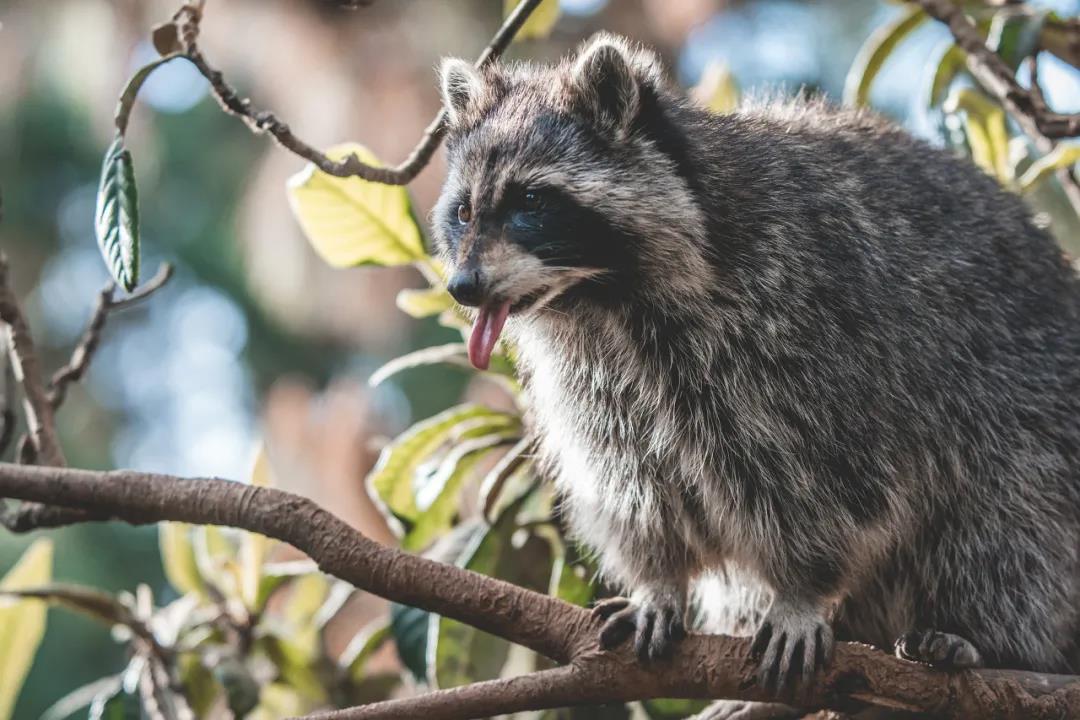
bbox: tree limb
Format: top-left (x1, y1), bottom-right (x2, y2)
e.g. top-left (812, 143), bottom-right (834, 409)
top-left (172, 0), bottom-right (545, 184)
top-left (909, 0), bottom-right (1080, 217)
top-left (47, 262), bottom-right (173, 410)
top-left (2, 461), bottom-right (1080, 719)
top-left (0, 255), bottom-right (65, 467)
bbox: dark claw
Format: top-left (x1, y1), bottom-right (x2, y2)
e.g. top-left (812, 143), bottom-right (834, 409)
top-left (894, 629), bottom-right (983, 669)
top-left (751, 611), bottom-right (832, 697)
top-left (593, 597), bottom-right (685, 663)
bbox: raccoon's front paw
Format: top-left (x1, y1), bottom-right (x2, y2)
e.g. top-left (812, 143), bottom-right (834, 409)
top-left (593, 596), bottom-right (686, 662)
top-left (894, 629), bottom-right (983, 669)
top-left (750, 598), bottom-right (833, 696)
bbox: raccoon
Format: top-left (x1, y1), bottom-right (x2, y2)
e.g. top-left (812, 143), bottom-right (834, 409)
top-left (430, 32), bottom-right (1080, 691)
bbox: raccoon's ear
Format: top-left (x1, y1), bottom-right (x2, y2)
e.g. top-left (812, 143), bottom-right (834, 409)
top-left (439, 58), bottom-right (482, 125)
top-left (572, 34), bottom-right (661, 137)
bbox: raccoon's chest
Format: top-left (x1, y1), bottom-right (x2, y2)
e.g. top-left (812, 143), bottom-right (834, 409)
top-left (515, 322), bottom-right (730, 561)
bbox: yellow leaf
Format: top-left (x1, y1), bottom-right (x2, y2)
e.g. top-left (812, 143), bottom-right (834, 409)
top-left (240, 445), bottom-right (275, 609)
top-left (945, 88), bottom-right (1012, 185)
top-left (159, 522), bottom-right (204, 597)
top-left (396, 286), bottom-right (455, 319)
top-left (1019, 143), bottom-right (1080, 194)
top-left (0, 539), bottom-right (53, 720)
top-left (843, 5), bottom-right (927, 107)
top-left (505, 0), bottom-right (560, 41)
top-left (691, 61), bottom-right (741, 114)
top-left (286, 144), bottom-right (424, 268)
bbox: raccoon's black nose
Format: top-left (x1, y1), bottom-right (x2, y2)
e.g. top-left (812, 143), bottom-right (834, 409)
top-left (448, 269), bottom-right (486, 307)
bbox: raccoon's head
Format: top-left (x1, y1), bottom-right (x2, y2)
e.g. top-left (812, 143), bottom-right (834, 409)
top-left (431, 33), bottom-right (710, 369)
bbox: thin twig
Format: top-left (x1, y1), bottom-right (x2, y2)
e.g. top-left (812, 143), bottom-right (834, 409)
top-left (176, 0), bottom-right (545, 184)
top-left (0, 254), bottom-right (65, 467)
top-left (47, 263), bottom-right (173, 410)
top-left (910, 0), bottom-right (1080, 214)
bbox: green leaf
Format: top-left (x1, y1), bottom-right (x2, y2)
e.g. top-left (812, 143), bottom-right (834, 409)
top-left (643, 699), bottom-right (710, 719)
top-left (944, 88), bottom-right (1012, 184)
top-left (480, 437), bottom-right (535, 523)
top-left (1019, 143), bottom-right (1080, 193)
top-left (0, 539), bottom-right (52, 720)
top-left (505, 0), bottom-right (560, 41)
top-left (431, 505), bottom-right (552, 688)
top-left (94, 137), bottom-right (140, 291)
top-left (253, 559), bottom-right (319, 612)
top-left (341, 619), bottom-right (392, 682)
top-left (39, 675), bottom-right (122, 720)
top-left (87, 684), bottom-right (140, 720)
top-left (396, 286), bottom-right (455, 318)
top-left (286, 143), bottom-right (424, 268)
top-left (369, 343), bottom-right (471, 388)
top-left (247, 683), bottom-right (306, 720)
top-left (987, 9), bottom-right (1048, 71)
top-left (844, 5), bottom-right (927, 107)
top-left (212, 657), bottom-right (260, 719)
top-left (691, 61), bottom-right (740, 114)
top-left (159, 522), bottom-right (204, 597)
top-left (925, 41), bottom-right (967, 110)
top-left (404, 433), bottom-right (514, 552)
top-left (367, 404), bottom-right (509, 527)
top-left (240, 446), bottom-right (275, 609)
top-left (177, 655), bottom-right (221, 720)
top-left (389, 602), bottom-right (430, 682)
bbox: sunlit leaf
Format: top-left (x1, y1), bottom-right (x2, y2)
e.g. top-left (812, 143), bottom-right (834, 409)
top-left (240, 445), bottom-right (275, 609)
top-left (0, 539), bottom-right (52, 720)
top-left (39, 674), bottom-right (122, 720)
top-left (396, 286), bottom-right (455, 318)
top-left (1019, 143), bottom-right (1080, 193)
top-left (87, 683), bottom-right (140, 720)
top-left (844, 5), bottom-right (927, 107)
top-left (194, 525), bottom-right (241, 600)
top-left (405, 432), bottom-right (516, 552)
top-left (369, 343), bottom-right (471, 388)
top-left (691, 61), bottom-right (741, 114)
top-left (367, 404), bottom-right (508, 528)
top-left (925, 42), bottom-right (967, 110)
top-left (254, 559), bottom-right (319, 612)
top-left (505, 0), bottom-right (560, 41)
top-left (94, 136), bottom-right (140, 291)
top-left (341, 619), bottom-right (392, 681)
top-left (480, 437), bottom-right (535, 523)
top-left (159, 522), bottom-right (204, 597)
top-left (945, 88), bottom-right (1012, 184)
top-left (177, 654), bottom-right (221, 720)
top-left (432, 511), bottom-right (552, 688)
top-left (258, 634), bottom-right (326, 703)
top-left (248, 683), bottom-right (306, 720)
top-left (286, 143), bottom-right (424, 268)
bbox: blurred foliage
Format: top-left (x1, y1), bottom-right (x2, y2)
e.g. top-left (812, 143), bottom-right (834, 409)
top-left (7, 0), bottom-right (1080, 718)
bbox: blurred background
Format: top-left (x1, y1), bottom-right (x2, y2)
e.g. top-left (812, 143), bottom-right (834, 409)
top-left (3, 0), bottom-right (1080, 716)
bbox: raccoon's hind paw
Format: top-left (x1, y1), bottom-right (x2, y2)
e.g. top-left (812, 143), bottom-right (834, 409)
top-left (894, 630), bottom-right (983, 669)
top-left (593, 596), bottom-right (686, 662)
top-left (750, 599), bottom-right (833, 697)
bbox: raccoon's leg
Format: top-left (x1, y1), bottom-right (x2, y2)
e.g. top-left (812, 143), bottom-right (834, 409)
top-left (750, 594), bottom-right (835, 695)
top-left (894, 629), bottom-right (983, 669)
top-left (594, 582), bottom-right (688, 662)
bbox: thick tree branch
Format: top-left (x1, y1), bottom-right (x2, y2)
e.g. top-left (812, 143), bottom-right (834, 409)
top-left (171, 0), bottom-right (545, 184)
top-left (2, 461), bottom-right (1080, 719)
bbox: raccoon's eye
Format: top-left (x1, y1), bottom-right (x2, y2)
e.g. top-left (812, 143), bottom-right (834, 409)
top-left (456, 203), bottom-right (472, 225)
top-left (522, 190), bottom-right (543, 211)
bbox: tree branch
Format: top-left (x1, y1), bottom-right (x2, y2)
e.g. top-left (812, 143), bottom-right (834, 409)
top-left (172, 0), bottom-right (545, 185)
top-left (909, 0), bottom-right (1080, 215)
top-left (2, 461), bottom-right (1080, 719)
top-left (47, 263), bottom-right (173, 410)
top-left (0, 254), bottom-right (65, 467)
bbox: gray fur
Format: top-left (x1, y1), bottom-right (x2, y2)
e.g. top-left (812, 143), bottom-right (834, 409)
top-left (431, 32), bottom-right (1080, 676)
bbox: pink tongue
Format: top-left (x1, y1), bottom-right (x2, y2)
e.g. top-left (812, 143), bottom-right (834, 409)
top-left (468, 301), bottom-right (511, 370)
